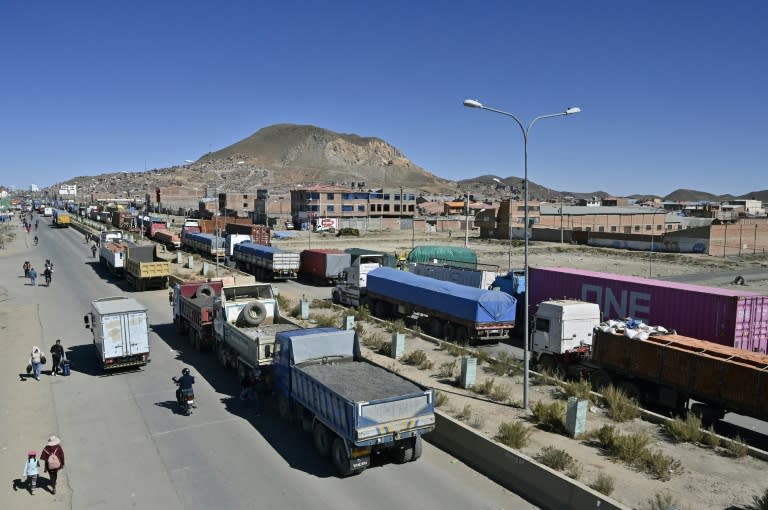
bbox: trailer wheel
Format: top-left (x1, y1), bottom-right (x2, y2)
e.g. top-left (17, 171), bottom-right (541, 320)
top-left (590, 370), bottom-right (612, 392)
top-left (411, 436), bottom-right (423, 461)
top-left (373, 300), bottom-right (388, 319)
top-left (162, 277), bottom-right (169, 290)
top-left (194, 284), bottom-right (216, 299)
top-left (240, 301), bottom-right (267, 326)
top-left (444, 323), bottom-right (455, 341)
top-left (455, 326), bottom-right (469, 345)
top-left (332, 437), bottom-right (362, 477)
top-left (393, 440), bottom-right (415, 464)
top-left (313, 422), bottom-right (332, 457)
top-left (331, 290), bottom-right (340, 305)
top-left (191, 330), bottom-right (201, 352)
top-left (428, 318), bottom-right (443, 339)
top-left (618, 380), bottom-right (642, 403)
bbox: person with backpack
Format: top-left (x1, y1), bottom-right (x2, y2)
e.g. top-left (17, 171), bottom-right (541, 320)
top-left (22, 450), bottom-right (39, 494)
top-left (40, 435), bottom-right (65, 495)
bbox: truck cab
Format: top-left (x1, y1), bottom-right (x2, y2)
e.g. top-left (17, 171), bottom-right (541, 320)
top-left (531, 300), bottom-right (601, 366)
top-left (332, 254), bottom-right (384, 306)
top-left (100, 230), bottom-right (123, 244)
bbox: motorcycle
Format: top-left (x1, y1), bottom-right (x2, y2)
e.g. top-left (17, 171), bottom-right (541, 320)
top-left (172, 377), bottom-right (195, 415)
top-left (44, 272), bottom-right (52, 286)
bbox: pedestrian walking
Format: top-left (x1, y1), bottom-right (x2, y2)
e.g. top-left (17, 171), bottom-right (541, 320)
top-left (90, 244), bottom-right (97, 258)
top-left (30, 346), bottom-right (43, 381)
top-left (29, 267), bottom-right (38, 286)
top-left (23, 260), bottom-right (30, 277)
top-left (50, 340), bottom-right (65, 376)
top-left (22, 450), bottom-right (39, 494)
top-left (40, 435), bottom-right (65, 495)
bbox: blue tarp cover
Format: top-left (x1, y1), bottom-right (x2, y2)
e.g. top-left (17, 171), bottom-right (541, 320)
top-left (368, 267), bottom-right (516, 323)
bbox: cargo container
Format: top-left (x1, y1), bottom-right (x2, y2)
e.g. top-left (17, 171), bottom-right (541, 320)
top-left (84, 297), bottom-right (150, 370)
top-left (366, 267), bottom-right (516, 344)
top-left (408, 262), bottom-right (498, 289)
top-left (225, 234), bottom-right (251, 257)
top-left (99, 239), bottom-right (134, 274)
top-left (224, 223), bottom-right (271, 246)
top-left (528, 267), bottom-right (768, 354)
top-left (233, 242), bottom-right (300, 280)
top-left (153, 229), bottom-right (181, 250)
top-left (198, 217), bottom-right (252, 234)
top-left (299, 249), bottom-right (351, 285)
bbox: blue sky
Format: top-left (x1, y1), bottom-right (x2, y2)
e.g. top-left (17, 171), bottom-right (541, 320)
top-left (1, 0), bottom-right (765, 197)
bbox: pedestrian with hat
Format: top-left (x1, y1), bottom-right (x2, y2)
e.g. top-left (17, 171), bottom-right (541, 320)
top-left (40, 435), bottom-right (65, 495)
top-left (22, 450), bottom-right (39, 494)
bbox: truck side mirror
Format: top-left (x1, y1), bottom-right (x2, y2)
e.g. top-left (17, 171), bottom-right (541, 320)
top-left (265, 345), bottom-right (272, 358)
top-left (271, 286), bottom-right (279, 297)
top-left (83, 315), bottom-right (90, 329)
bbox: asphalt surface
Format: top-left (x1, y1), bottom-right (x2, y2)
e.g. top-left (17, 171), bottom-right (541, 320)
top-left (0, 217), bottom-right (535, 510)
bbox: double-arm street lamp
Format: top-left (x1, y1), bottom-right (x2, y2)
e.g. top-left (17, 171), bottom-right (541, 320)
top-left (463, 99), bottom-right (580, 409)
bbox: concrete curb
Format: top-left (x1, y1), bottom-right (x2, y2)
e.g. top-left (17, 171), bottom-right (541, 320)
top-left (425, 411), bottom-right (631, 510)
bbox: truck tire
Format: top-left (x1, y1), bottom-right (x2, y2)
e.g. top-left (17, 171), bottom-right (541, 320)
top-left (215, 343), bottom-right (229, 368)
top-left (331, 437), bottom-right (363, 477)
top-left (618, 380), bottom-right (642, 403)
top-left (393, 439), bottom-right (415, 464)
top-left (162, 277), bottom-right (169, 290)
top-left (428, 318), bottom-right (443, 339)
top-left (411, 436), bottom-right (423, 461)
top-left (455, 326), bottom-right (469, 345)
top-left (194, 284), bottom-right (216, 299)
top-left (590, 370), bottom-right (612, 392)
top-left (373, 300), bottom-right (387, 319)
top-left (240, 301), bottom-right (267, 327)
top-left (331, 290), bottom-right (340, 305)
top-left (313, 422), bottom-right (332, 457)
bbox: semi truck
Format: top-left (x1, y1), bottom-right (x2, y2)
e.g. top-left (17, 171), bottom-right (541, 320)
top-left (83, 297), bottom-right (151, 370)
top-left (233, 242), bottom-right (300, 280)
top-left (52, 209), bottom-right (71, 227)
top-left (181, 231), bottom-right (226, 258)
top-left (299, 249), bottom-right (351, 285)
top-left (408, 261), bottom-right (499, 289)
top-left (211, 282), bottom-right (301, 382)
top-left (527, 267), bottom-right (768, 354)
top-left (272, 327), bottom-right (436, 476)
top-left (364, 267), bottom-right (516, 344)
top-left (172, 281), bottom-right (224, 351)
top-left (332, 253), bottom-right (386, 306)
top-left (125, 245), bottom-right (171, 291)
top-left (225, 234), bottom-right (251, 258)
top-left (153, 230), bottom-right (181, 250)
top-left (529, 299), bottom-right (768, 423)
top-left (99, 239), bottom-right (133, 275)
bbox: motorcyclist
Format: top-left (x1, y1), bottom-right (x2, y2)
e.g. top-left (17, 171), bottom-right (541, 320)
top-left (43, 266), bottom-right (52, 286)
top-left (174, 368), bottom-right (195, 407)
top-left (34, 235), bottom-right (39, 245)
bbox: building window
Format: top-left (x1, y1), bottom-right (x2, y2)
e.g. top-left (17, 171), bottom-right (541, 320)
top-left (342, 205), bottom-right (354, 212)
top-left (383, 204), bottom-right (390, 212)
top-left (645, 225), bottom-right (652, 231)
top-left (243, 203), bottom-right (248, 208)
top-left (326, 205), bottom-right (334, 212)
top-left (656, 224), bottom-right (663, 231)
top-left (598, 226), bottom-right (605, 232)
top-left (610, 226), bottom-right (617, 232)
top-left (357, 205), bottom-right (365, 212)
top-left (634, 225), bottom-right (640, 232)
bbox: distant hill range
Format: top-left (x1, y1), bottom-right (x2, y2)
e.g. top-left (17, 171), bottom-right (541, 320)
top-left (51, 124), bottom-right (767, 203)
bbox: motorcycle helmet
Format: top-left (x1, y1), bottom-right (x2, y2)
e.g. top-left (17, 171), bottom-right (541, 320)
top-left (182, 368), bottom-right (190, 375)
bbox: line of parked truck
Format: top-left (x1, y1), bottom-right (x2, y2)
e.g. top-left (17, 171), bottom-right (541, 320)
top-left (97, 230), bottom-right (171, 291)
top-left (170, 279), bottom-right (435, 475)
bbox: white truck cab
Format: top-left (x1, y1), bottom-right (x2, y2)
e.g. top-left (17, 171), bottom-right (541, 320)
top-left (531, 300), bottom-right (601, 355)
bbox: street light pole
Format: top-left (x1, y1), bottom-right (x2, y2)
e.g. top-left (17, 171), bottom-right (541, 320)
top-left (464, 192), bottom-right (470, 248)
top-left (465, 99), bottom-right (580, 410)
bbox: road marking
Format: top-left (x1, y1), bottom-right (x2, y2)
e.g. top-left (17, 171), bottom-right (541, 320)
top-left (152, 417), bottom-right (240, 437)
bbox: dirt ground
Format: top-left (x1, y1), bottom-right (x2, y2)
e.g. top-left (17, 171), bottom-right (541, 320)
top-left (271, 229), bottom-right (768, 510)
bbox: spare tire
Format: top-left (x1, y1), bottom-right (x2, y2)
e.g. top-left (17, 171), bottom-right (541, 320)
top-left (194, 284), bottom-right (216, 299)
top-left (240, 301), bottom-right (267, 326)
top-left (734, 275), bottom-right (745, 286)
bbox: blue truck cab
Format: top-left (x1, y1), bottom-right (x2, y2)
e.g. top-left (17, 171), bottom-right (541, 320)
top-left (272, 327), bottom-right (435, 476)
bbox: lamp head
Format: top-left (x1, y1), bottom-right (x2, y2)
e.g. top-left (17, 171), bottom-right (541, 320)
top-left (565, 107), bottom-right (581, 115)
top-left (463, 99), bottom-right (483, 108)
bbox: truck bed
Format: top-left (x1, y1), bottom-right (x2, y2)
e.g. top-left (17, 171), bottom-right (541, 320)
top-left (301, 361), bottom-right (423, 402)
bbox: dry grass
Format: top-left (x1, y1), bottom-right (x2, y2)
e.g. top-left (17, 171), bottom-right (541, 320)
top-left (589, 425), bottom-right (682, 481)
top-left (537, 446), bottom-right (582, 479)
top-left (643, 491), bottom-right (680, 510)
top-left (560, 377), bottom-right (593, 401)
top-left (664, 414), bottom-right (704, 444)
top-left (434, 390), bottom-right (449, 408)
top-left (724, 435), bottom-right (749, 458)
top-left (530, 400), bottom-right (566, 434)
top-left (602, 385), bottom-right (641, 422)
top-left (589, 471), bottom-right (615, 496)
top-left (436, 360), bottom-right (457, 378)
top-left (495, 421), bottom-right (532, 449)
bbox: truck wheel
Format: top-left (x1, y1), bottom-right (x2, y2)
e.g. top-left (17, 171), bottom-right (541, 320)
top-left (162, 277), bottom-right (169, 290)
top-left (537, 354), bottom-right (558, 375)
top-left (241, 301), bottom-right (267, 326)
top-left (429, 318), bottom-right (443, 339)
top-left (331, 437), bottom-right (361, 477)
top-left (373, 300), bottom-right (387, 319)
top-left (393, 440), bottom-right (414, 464)
top-left (455, 326), bottom-right (469, 345)
top-left (277, 394), bottom-right (292, 421)
top-left (191, 330), bottom-right (201, 352)
top-left (444, 323), bottom-right (455, 340)
top-left (194, 284), bottom-right (216, 299)
top-left (313, 423), bottom-right (332, 457)
top-left (411, 436), bottom-right (423, 461)
top-left (618, 380), bottom-right (642, 403)
top-left (331, 290), bottom-right (340, 305)
top-left (590, 370), bottom-right (612, 392)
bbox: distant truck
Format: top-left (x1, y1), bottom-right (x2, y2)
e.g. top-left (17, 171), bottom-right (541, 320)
top-left (43, 206), bottom-right (53, 217)
top-left (52, 209), bottom-right (71, 227)
top-left (408, 261), bottom-right (499, 289)
top-left (212, 282), bottom-right (301, 381)
top-left (300, 249), bottom-right (351, 285)
top-left (154, 229), bottom-right (181, 250)
top-left (99, 239), bottom-right (133, 275)
top-left (233, 242), bottom-right (300, 280)
top-left (225, 234), bottom-right (251, 259)
top-left (272, 327), bottom-right (435, 476)
top-left (332, 253), bottom-right (386, 307)
top-left (529, 299), bottom-right (768, 423)
top-left (365, 267), bottom-right (516, 344)
top-left (182, 231), bottom-right (226, 258)
top-left (172, 281), bottom-right (225, 351)
top-left (83, 297), bottom-right (151, 370)
top-left (125, 245), bottom-right (171, 291)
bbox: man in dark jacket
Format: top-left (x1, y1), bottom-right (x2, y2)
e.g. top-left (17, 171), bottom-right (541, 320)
top-left (50, 340), bottom-right (65, 376)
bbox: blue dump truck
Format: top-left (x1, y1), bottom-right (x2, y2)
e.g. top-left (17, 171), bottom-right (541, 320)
top-left (233, 241), bottom-right (300, 280)
top-left (366, 267), bottom-right (516, 344)
top-left (272, 328), bottom-right (435, 476)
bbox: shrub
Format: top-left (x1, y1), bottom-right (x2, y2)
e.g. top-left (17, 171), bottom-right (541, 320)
top-left (354, 305), bottom-right (371, 322)
top-left (387, 319), bottom-right (407, 334)
top-left (644, 491), bottom-right (679, 510)
top-left (440, 342), bottom-right (469, 358)
top-left (312, 313), bottom-right (340, 328)
top-left (724, 435), bottom-right (749, 458)
top-left (469, 415), bottom-right (486, 429)
top-left (702, 425), bottom-right (721, 448)
top-left (489, 383), bottom-right (512, 403)
top-left (538, 446), bottom-right (577, 474)
top-left (749, 488), bottom-right (768, 510)
top-left (434, 391), bottom-right (449, 408)
top-left (495, 421), bottom-right (531, 449)
top-left (310, 298), bottom-right (334, 309)
top-left (561, 377), bottom-right (593, 401)
top-left (456, 404), bottom-right (472, 422)
top-left (488, 351), bottom-right (522, 376)
top-left (402, 349), bottom-right (428, 366)
top-left (603, 385), bottom-right (641, 422)
top-left (589, 471), bottom-right (615, 496)
top-left (472, 378), bottom-right (495, 396)
top-left (276, 294), bottom-right (292, 313)
top-left (475, 349), bottom-right (491, 366)
top-left (644, 449), bottom-right (682, 481)
top-left (610, 431), bottom-right (651, 468)
top-left (531, 400), bottom-right (566, 434)
top-left (664, 414), bottom-right (704, 443)
top-left (437, 360), bottom-right (457, 378)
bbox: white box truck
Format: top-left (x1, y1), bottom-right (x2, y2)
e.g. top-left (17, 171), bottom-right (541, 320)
top-left (84, 297), bottom-right (151, 370)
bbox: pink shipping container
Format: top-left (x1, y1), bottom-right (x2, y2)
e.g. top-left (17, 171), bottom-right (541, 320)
top-left (528, 267), bottom-right (768, 354)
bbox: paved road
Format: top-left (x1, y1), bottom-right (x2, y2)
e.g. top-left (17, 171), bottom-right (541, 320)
top-left (1, 218), bottom-right (535, 510)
